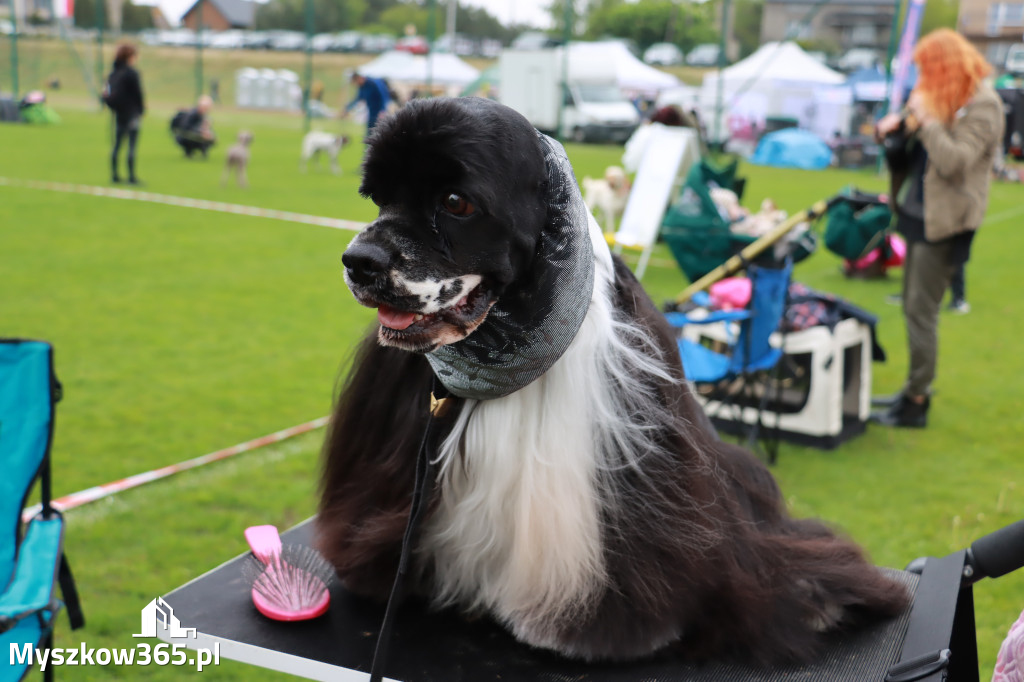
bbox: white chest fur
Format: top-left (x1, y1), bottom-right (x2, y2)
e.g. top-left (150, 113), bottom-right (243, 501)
top-left (420, 217), bottom-right (678, 648)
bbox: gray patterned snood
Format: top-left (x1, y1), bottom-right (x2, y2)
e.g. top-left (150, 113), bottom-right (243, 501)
top-left (425, 133), bottom-right (596, 401)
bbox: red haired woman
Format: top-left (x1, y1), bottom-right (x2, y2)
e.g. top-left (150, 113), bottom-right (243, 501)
top-left (872, 29), bottom-right (1004, 427)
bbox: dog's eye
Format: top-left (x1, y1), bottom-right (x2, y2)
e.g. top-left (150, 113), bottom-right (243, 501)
top-left (442, 193), bottom-right (475, 216)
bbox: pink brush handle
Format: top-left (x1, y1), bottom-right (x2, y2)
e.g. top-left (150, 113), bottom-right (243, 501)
top-left (245, 525), bottom-right (283, 565)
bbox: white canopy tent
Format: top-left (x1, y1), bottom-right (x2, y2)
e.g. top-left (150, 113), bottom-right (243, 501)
top-left (569, 41), bottom-right (681, 96)
top-left (699, 42), bottom-right (852, 143)
top-left (357, 51), bottom-right (481, 91)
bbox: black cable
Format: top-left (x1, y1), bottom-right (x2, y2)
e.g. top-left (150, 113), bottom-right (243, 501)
top-left (368, 380), bottom-right (450, 682)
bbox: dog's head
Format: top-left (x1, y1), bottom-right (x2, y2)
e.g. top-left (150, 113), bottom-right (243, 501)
top-left (335, 135), bottom-right (350, 150)
top-left (237, 130), bottom-right (253, 146)
top-left (342, 97), bottom-right (549, 353)
top-left (604, 166), bottom-right (629, 195)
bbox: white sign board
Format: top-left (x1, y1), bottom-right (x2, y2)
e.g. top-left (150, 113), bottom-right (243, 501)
top-left (615, 126), bottom-right (700, 257)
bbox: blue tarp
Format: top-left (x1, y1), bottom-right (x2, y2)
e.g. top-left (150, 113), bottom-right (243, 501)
top-left (750, 129), bottom-right (834, 170)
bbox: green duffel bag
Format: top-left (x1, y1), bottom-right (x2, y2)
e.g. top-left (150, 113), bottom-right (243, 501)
top-left (824, 200), bottom-right (892, 261)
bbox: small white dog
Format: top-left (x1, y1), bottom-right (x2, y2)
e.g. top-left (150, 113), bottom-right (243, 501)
top-left (300, 131), bottom-right (350, 175)
top-left (582, 166), bottom-right (631, 234)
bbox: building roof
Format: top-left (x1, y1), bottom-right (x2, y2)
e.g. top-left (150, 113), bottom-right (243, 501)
top-left (183, 0), bottom-right (255, 27)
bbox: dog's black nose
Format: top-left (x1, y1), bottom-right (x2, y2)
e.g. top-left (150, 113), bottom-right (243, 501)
top-left (342, 243), bottom-right (391, 285)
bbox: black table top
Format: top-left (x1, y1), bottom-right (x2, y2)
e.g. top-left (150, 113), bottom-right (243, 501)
top-left (161, 519), bottom-right (918, 682)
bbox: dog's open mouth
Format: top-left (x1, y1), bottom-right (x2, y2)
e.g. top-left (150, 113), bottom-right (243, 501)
top-left (374, 283), bottom-right (494, 352)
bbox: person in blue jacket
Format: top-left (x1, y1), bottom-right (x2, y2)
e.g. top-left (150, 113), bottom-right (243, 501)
top-left (346, 72), bottom-right (391, 135)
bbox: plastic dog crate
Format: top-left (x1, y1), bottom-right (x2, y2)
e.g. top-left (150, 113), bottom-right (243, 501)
top-left (681, 317), bottom-right (872, 449)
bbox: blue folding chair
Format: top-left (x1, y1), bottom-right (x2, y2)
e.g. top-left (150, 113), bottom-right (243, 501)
top-left (667, 260), bottom-right (793, 463)
top-left (1, 340), bottom-right (84, 682)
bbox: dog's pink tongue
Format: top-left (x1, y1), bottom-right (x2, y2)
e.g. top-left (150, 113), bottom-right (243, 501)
top-left (377, 305), bottom-right (417, 330)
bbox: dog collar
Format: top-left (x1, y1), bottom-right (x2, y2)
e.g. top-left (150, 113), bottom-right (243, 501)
top-left (425, 133), bottom-right (596, 401)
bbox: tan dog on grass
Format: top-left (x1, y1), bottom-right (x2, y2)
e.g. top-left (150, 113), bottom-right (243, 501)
top-left (582, 165), bottom-right (631, 234)
top-left (222, 130), bottom-right (253, 188)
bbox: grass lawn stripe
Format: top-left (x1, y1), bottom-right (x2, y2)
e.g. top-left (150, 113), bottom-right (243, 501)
top-left (0, 176), bottom-right (367, 232)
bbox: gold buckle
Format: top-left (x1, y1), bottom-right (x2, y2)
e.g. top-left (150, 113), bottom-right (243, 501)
top-left (429, 392), bottom-right (452, 418)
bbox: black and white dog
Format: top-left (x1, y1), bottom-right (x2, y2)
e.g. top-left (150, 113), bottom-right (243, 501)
top-left (317, 97), bottom-right (908, 664)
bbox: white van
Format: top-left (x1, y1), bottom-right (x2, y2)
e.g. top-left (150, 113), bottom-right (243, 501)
top-left (499, 48), bottom-right (640, 144)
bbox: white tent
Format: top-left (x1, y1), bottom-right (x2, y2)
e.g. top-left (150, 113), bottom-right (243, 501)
top-left (699, 42), bottom-right (852, 143)
top-left (570, 41), bottom-right (680, 95)
top-left (712, 42), bottom-right (845, 87)
top-left (358, 50), bottom-right (481, 88)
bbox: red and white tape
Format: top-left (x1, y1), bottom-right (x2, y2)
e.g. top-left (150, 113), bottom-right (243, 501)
top-left (21, 416), bottom-right (329, 523)
top-left (0, 176), bottom-right (366, 232)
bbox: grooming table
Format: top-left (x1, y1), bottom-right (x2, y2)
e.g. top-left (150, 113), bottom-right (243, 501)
top-left (159, 518), bottom-right (920, 682)
top-left (681, 317), bottom-right (873, 448)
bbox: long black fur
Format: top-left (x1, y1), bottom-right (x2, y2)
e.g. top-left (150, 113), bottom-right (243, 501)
top-left (317, 97), bottom-right (910, 665)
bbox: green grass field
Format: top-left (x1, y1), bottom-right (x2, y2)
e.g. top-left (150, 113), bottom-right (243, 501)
top-left (2, 53), bottom-right (1024, 680)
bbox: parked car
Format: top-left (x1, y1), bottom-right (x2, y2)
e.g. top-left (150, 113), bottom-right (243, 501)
top-left (434, 33), bottom-right (476, 56)
top-left (334, 31), bottom-right (364, 52)
top-left (210, 30), bottom-right (246, 50)
top-left (0, 19), bottom-right (16, 35)
top-left (643, 42), bottom-right (684, 66)
top-left (360, 33), bottom-right (396, 53)
top-left (837, 48), bottom-right (879, 72)
top-left (395, 35), bottom-right (429, 54)
top-left (160, 29), bottom-right (198, 47)
top-left (243, 31), bottom-right (273, 50)
top-left (511, 31), bottom-right (559, 50)
top-left (270, 31), bottom-right (306, 51)
top-left (1006, 43), bottom-right (1024, 75)
top-left (686, 43), bottom-right (721, 66)
top-left (138, 29), bottom-right (161, 45)
top-left (312, 33), bottom-right (336, 52)
top-left (478, 38), bottom-right (503, 58)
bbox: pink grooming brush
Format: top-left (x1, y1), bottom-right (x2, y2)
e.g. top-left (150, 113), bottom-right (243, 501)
top-left (243, 525), bottom-right (333, 621)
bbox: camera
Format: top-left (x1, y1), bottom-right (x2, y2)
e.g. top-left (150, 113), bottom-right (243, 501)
top-left (881, 112), bottom-right (918, 151)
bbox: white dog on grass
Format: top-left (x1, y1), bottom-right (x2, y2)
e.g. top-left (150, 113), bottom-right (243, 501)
top-left (300, 131), bottom-right (350, 175)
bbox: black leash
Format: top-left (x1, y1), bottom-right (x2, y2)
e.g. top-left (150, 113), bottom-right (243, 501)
top-left (368, 380), bottom-right (452, 682)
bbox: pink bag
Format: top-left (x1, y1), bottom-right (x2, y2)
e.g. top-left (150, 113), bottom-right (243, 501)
top-left (994, 608), bottom-right (1024, 682)
top-left (710, 277), bottom-right (752, 310)
top-left (849, 234), bottom-right (907, 271)
top-left (885, 234), bottom-right (907, 267)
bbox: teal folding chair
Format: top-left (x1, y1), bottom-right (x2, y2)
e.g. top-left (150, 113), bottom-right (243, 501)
top-left (1, 339), bottom-right (84, 682)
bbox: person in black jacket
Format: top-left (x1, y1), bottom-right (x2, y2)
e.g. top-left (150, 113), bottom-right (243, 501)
top-left (171, 95), bottom-right (216, 158)
top-left (104, 43), bottom-right (145, 184)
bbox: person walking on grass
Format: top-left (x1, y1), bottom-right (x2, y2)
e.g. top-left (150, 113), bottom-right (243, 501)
top-left (103, 43), bottom-right (145, 185)
top-left (871, 29), bottom-right (1004, 428)
top-left (344, 72), bottom-right (390, 136)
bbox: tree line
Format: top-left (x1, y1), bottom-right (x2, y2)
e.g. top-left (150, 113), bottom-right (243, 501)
top-left (254, 0), bottom-right (526, 43)
top-left (253, 0), bottom-right (731, 54)
top-left (72, 0), bottom-right (156, 31)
